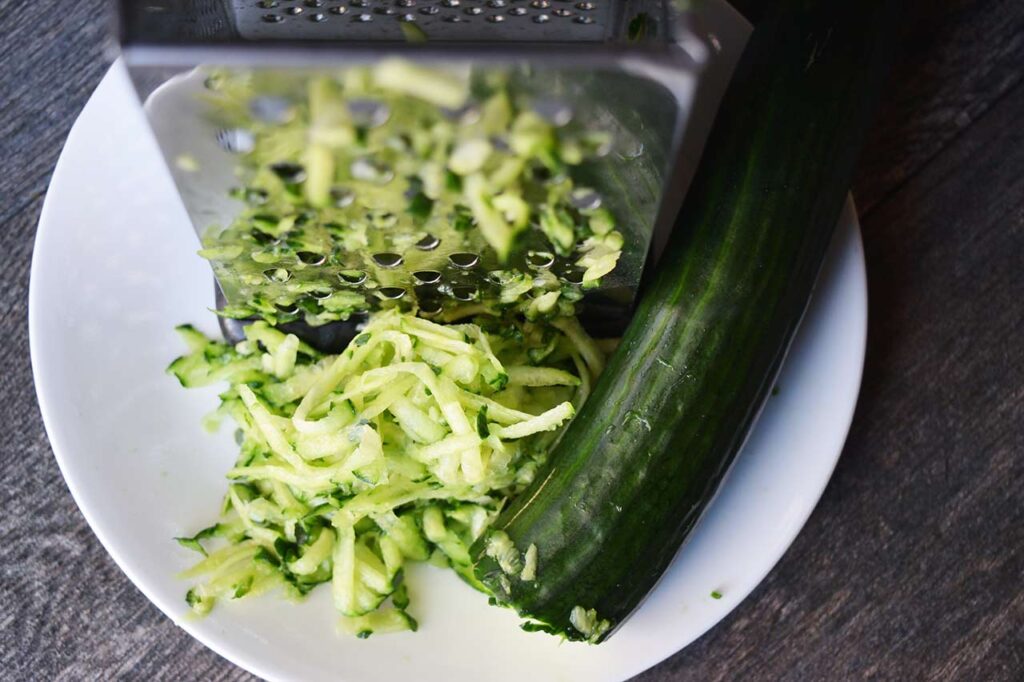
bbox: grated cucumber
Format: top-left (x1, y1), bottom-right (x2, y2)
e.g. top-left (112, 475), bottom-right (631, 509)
top-left (197, 63), bottom-right (624, 326)
top-left (170, 309), bottom-right (599, 636)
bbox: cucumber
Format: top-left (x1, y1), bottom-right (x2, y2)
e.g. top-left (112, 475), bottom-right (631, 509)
top-left (471, 0), bottom-right (899, 642)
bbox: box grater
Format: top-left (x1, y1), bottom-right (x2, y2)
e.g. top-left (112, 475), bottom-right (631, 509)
top-left (117, 0), bottom-right (750, 350)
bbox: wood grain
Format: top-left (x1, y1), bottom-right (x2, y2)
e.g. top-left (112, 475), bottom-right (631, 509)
top-left (852, 0), bottom-right (1024, 213)
top-left (0, 0), bottom-right (1021, 680)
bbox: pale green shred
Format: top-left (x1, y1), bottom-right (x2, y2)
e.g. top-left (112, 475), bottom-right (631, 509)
top-left (339, 608), bottom-right (419, 639)
top-left (569, 605), bottom-right (613, 644)
top-left (169, 309), bottom-right (603, 637)
top-left (484, 530), bottom-right (522, 576)
top-left (520, 543), bottom-right (538, 582)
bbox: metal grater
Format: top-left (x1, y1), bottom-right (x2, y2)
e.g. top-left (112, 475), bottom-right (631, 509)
top-left (117, 0), bottom-right (749, 349)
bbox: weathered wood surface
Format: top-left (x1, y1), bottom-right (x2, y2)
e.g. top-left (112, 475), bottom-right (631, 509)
top-left (1, 0), bottom-right (1020, 679)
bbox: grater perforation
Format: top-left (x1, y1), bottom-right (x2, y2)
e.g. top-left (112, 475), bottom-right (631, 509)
top-left (121, 0), bottom-right (668, 45)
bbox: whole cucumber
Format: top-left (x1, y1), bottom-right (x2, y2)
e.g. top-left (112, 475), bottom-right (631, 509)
top-left (471, 0), bottom-right (900, 642)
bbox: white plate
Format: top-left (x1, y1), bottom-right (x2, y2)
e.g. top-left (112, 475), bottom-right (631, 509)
top-left (30, 61), bottom-right (866, 682)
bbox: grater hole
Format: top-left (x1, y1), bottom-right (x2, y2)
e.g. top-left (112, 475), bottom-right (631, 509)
top-left (419, 299), bottom-right (443, 316)
top-left (451, 285), bottom-right (479, 302)
top-left (449, 252), bottom-right (480, 269)
top-left (378, 287), bottom-right (407, 300)
top-left (415, 234), bottom-right (441, 251)
top-left (312, 288), bottom-right (335, 301)
top-left (330, 186), bottom-right (355, 207)
top-left (297, 251), bottom-right (327, 266)
top-left (270, 162), bottom-right (307, 183)
top-left (372, 252), bottom-right (404, 269)
top-left (339, 270), bottom-right (368, 285)
top-left (413, 270), bottom-right (443, 285)
top-left (216, 128), bottom-right (255, 154)
top-left (527, 251), bottom-right (555, 269)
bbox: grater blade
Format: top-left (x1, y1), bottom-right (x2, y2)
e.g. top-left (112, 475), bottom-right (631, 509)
top-left (118, 0), bottom-right (749, 348)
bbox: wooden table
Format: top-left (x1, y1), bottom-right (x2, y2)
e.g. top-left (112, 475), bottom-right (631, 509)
top-left (1, 1), bottom-right (1020, 679)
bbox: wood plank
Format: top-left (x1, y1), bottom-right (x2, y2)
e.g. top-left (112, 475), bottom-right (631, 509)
top-left (853, 0), bottom-right (1024, 214)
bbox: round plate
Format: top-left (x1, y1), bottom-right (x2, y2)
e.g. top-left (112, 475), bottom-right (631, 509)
top-left (30, 62), bottom-right (866, 682)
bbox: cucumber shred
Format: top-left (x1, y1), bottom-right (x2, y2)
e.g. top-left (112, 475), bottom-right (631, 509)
top-left (171, 309), bottom-right (599, 635)
top-left (468, 0), bottom-right (899, 644)
top-left (199, 63), bottom-right (624, 326)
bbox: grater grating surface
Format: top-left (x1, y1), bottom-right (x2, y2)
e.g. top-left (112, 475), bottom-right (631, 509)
top-left (121, 1), bottom-right (665, 45)
top-left (118, 0), bottom-right (737, 347)
top-left (237, 0), bottom-right (620, 42)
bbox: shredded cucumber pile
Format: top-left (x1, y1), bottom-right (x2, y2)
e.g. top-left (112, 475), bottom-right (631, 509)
top-left (200, 61), bottom-right (623, 326)
top-left (171, 309), bottom-right (602, 637)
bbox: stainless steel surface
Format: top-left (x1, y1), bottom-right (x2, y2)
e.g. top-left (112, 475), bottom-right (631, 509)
top-left (117, 0), bottom-right (748, 344)
top-left (119, 0), bottom-right (669, 45)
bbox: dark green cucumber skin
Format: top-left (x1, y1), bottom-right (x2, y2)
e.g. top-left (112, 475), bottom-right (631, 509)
top-left (472, 1), bottom-right (899, 640)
